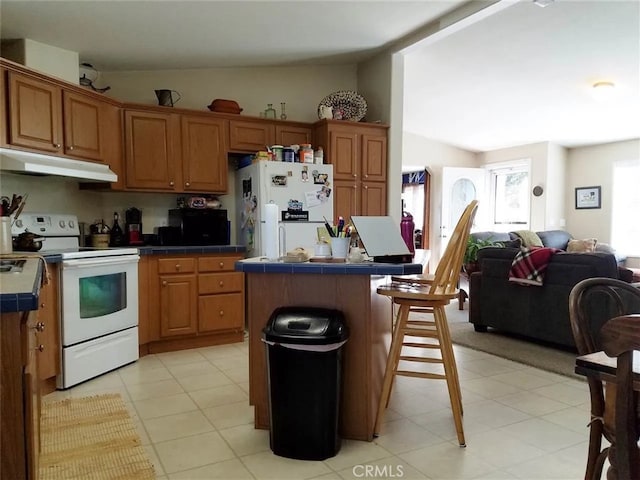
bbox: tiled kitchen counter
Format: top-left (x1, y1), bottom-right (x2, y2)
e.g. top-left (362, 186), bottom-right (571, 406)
top-left (237, 257), bottom-right (422, 441)
top-left (0, 256), bottom-right (47, 313)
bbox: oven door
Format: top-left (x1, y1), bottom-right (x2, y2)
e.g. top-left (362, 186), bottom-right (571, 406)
top-left (61, 254), bottom-right (139, 346)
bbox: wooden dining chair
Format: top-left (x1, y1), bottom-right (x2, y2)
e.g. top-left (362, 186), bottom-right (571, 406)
top-left (599, 313), bottom-right (640, 480)
top-left (569, 277), bottom-right (640, 480)
top-left (374, 200), bottom-right (478, 446)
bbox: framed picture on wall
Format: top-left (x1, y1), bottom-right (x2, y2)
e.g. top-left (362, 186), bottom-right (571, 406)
top-left (575, 186), bottom-right (601, 209)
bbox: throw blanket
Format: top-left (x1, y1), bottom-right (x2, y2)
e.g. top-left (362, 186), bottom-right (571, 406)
top-left (509, 247), bottom-right (561, 286)
top-left (511, 230), bottom-right (544, 248)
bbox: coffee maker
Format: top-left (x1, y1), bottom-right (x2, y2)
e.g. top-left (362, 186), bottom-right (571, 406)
top-left (125, 207), bottom-right (144, 245)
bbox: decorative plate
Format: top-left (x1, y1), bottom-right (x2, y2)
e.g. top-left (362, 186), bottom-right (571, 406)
top-left (317, 90), bottom-right (367, 121)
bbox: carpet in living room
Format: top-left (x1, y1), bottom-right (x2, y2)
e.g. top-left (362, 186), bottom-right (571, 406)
top-left (444, 303), bottom-right (579, 378)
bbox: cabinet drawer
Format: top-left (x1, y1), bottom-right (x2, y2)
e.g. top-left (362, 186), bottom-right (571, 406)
top-left (198, 293), bottom-right (244, 332)
top-left (158, 257), bottom-right (196, 274)
top-left (198, 256), bottom-right (240, 272)
top-left (199, 272), bottom-right (243, 294)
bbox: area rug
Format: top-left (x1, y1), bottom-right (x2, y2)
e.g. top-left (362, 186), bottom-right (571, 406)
top-left (444, 304), bottom-right (579, 378)
top-left (39, 394), bottom-right (155, 480)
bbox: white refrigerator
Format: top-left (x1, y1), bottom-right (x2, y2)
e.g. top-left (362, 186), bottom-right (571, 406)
top-left (235, 161), bottom-right (334, 257)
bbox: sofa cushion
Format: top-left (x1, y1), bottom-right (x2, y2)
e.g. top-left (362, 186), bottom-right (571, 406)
top-left (470, 231), bottom-right (511, 243)
top-left (511, 230), bottom-right (544, 247)
top-left (536, 230), bottom-right (573, 250)
top-left (567, 238), bottom-right (597, 253)
top-left (496, 238), bottom-right (522, 249)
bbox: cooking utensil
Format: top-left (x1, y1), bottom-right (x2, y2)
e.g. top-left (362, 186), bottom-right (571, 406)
top-left (13, 232), bottom-right (45, 252)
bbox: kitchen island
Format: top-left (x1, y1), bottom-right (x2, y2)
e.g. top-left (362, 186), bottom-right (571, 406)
top-left (235, 258), bottom-right (422, 441)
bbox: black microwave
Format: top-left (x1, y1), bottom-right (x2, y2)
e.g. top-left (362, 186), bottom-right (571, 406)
top-left (168, 209), bottom-right (229, 246)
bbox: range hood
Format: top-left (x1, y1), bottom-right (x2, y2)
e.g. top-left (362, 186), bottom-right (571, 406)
top-left (0, 148), bottom-right (117, 182)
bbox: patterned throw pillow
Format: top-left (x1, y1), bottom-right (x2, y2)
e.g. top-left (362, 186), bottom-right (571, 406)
top-left (567, 238), bottom-right (597, 253)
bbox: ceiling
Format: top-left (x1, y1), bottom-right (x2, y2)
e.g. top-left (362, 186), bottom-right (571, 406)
top-left (1, 0), bottom-right (639, 153)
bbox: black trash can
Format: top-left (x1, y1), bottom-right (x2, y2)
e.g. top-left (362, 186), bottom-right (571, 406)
top-left (262, 306), bottom-right (349, 460)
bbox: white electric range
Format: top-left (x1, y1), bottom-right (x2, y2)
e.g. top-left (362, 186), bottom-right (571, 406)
top-left (13, 213), bottom-right (140, 388)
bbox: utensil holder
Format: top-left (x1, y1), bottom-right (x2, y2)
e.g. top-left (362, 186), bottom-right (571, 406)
top-left (330, 237), bottom-right (349, 259)
top-left (0, 217), bottom-right (12, 253)
top-left (91, 234), bottom-right (110, 249)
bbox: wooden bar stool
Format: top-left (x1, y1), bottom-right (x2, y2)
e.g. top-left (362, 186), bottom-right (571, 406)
top-left (374, 200), bottom-right (478, 447)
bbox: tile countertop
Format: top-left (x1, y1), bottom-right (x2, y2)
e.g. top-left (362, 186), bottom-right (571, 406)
top-left (0, 245), bottom-right (247, 313)
top-left (0, 256), bottom-right (46, 313)
top-left (235, 257), bottom-right (423, 275)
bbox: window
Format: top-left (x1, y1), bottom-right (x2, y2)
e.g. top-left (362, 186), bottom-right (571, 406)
top-left (488, 161), bottom-right (530, 232)
top-left (611, 159), bottom-right (640, 256)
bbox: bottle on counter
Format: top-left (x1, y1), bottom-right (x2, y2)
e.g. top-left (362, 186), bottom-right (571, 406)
top-left (109, 211), bottom-right (125, 247)
top-left (314, 146), bottom-right (324, 164)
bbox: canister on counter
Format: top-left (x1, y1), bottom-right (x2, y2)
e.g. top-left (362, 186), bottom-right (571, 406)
top-left (271, 145), bottom-right (284, 162)
top-left (300, 144), bottom-right (314, 163)
top-left (283, 147), bottom-right (295, 162)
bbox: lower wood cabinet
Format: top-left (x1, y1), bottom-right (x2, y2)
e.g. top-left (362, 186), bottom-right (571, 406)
top-left (1, 309), bottom-right (40, 480)
top-left (37, 264), bottom-right (60, 381)
top-left (143, 253), bottom-right (245, 353)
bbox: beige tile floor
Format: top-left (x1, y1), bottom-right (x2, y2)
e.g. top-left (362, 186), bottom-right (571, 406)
top-left (44, 317), bottom-right (602, 479)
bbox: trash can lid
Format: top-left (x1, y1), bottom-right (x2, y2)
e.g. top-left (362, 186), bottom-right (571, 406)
top-left (262, 306), bottom-right (349, 345)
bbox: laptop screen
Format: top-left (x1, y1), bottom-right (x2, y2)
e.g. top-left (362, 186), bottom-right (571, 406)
top-left (351, 216), bottom-right (411, 258)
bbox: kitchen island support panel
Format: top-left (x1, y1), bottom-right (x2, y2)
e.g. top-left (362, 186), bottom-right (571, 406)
top-left (247, 272), bottom-right (391, 441)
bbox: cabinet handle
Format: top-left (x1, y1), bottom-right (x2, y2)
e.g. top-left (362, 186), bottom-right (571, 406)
top-left (352, 173), bottom-right (357, 178)
top-left (162, 280), bottom-right (168, 286)
top-left (219, 281), bottom-right (224, 287)
top-left (69, 145), bottom-right (74, 150)
top-left (54, 143), bottom-right (61, 148)
top-left (219, 310), bottom-right (224, 316)
top-left (175, 264), bottom-right (181, 270)
top-left (35, 322), bottom-right (45, 332)
top-left (40, 302), bottom-right (45, 308)
top-left (364, 185), bottom-right (368, 189)
top-left (169, 181), bottom-right (175, 186)
top-left (219, 262), bottom-right (224, 268)
top-left (364, 174), bottom-right (368, 178)
top-left (353, 185), bottom-right (357, 189)
top-left (37, 345), bottom-right (44, 352)
top-left (185, 182), bottom-right (191, 187)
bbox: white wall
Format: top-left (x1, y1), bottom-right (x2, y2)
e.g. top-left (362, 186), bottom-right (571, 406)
top-left (102, 65), bottom-right (357, 123)
top-left (545, 143), bottom-right (567, 230)
top-left (478, 142), bottom-right (550, 231)
top-left (565, 139), bottom-right (640, 244)
top-left (402, 132), bottom-right (477, 269)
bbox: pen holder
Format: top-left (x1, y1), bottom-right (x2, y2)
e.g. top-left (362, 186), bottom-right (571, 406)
top-left (330, 237), bottom-right (349, 259)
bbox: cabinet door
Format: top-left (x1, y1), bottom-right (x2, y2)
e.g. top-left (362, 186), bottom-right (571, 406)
top-left (63, 90), bottom-right (102, 161)
top-left (159, 274), bottom-right (197, 337)
top-left (24, 311), bottom-right (40, 479)
top-left (181, 115), bottom-right (228, 192)
top-left (329, 129), bottom-right (358, 180)
top-left (37, 264), bottom-right (59, 380)
top-left (229, 120), bottom-right (275, 152)
top-left (0, 69), bottom-right (7, 146)
top-left (124, 110), bottom-right (181, 190)
top-left (198, 293), bottom-right (244, 332)
top-left (8, 72), bottom-right (63, 153)
top-left (361, 181), bottom-right (387, 216)
top-left (334, 179), bottom-right (358, 223)
top-left (275, 125), bottom-right (312, 146)
top-left (199, 272), bottom-right (243, 295)
top-left (361, 133), bottom-right (387, 182)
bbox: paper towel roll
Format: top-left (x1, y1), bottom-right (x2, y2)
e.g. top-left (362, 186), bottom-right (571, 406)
top-left (262, 203), bottom-right (279, 260)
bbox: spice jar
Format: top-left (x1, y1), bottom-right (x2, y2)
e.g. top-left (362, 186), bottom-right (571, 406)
top-left (299, 144), bottom-right (314, 163)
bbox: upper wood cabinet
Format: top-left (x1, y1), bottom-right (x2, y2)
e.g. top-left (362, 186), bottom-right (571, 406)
top-left (229, 120), bottom-right (275, 152)
top-left (275, 125), bottom-right (312, 146)
top-left (124, 109), bottom-right (182, 191)
top-left (181, 115), bottom-right (228, 192)
top-left (313, 120), bottom-right (389, 221)
top-left (6, 70), bottom-right (121, 168)
top-left (229, 119), bottom-right (313, 152)
top-left (8, 71), bottom-right (63, 153)
top-left (124, 109), bottom-right (229, 193)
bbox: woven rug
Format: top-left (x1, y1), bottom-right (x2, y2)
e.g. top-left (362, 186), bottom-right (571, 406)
top-left (39, 394), bottom-right (155, 480)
